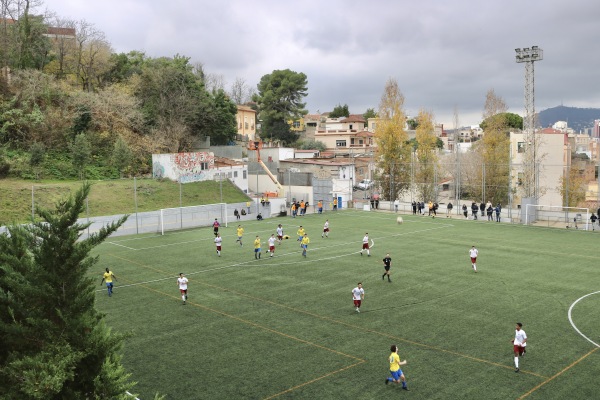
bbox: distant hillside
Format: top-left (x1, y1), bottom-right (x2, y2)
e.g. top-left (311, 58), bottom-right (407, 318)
top-left (538, 105), bottom-right (600, 132)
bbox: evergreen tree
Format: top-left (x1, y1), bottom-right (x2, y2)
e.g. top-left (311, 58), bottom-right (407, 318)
top-left (111, 136), bottom-right (132, 178)
top-left (70, 133), bottom-right (92, 180)
top-left (0, 182), bottom-right (135, 399)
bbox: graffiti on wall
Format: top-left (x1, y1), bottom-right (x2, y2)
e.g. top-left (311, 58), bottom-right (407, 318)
top-left (152, 152), bottom-right (215, 183)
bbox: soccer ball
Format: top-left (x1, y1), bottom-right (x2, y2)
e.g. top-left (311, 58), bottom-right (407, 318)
top-left (283, 235), bottom-right (290, 240)
top-left (397, 217), bottom-right (403, 224)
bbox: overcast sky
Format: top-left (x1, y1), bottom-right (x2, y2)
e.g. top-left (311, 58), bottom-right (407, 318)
top-left (45, 0), bottom-right (600, 128)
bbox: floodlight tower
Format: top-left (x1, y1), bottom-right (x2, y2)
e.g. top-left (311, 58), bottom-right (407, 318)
top-left (515, 46), bottom-right (543, 201)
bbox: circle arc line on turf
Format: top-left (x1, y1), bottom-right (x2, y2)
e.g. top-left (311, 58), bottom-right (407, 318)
top-left (567, 290), bottom-right (600, 348)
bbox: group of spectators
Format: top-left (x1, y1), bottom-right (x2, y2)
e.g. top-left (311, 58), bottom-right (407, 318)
top-left (291, 200), bottom-right (309, 217)
top-left (461, 202), bottom-right (502, 222)
top-left (411, 201), bottom-right (439, 217)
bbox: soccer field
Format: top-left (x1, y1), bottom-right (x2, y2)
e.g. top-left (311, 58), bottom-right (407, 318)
top-left (93, 210), bottom-right (600, 399)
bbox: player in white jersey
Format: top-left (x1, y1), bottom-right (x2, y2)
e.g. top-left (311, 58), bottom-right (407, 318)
top-left (511, 322), bottom-right (527, 372)
top-left (352, 282), bottom-right (365, 312)
top-left (276, 224), bottom-right (284, 244)
top-left (322, 220), bottom-right (330, 238)
top-left (267, 234), bottom-right (277, 257)
top-left (177, 273), bottom-right (188, 305)
top-left (360, 233), bottom-right (370, 256)
top-left (214, 234), bottom-right (222, 256)
top-left (469, 245), bottom-right (478, 272)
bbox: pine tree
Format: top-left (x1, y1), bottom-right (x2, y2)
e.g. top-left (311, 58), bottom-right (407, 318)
top-left (0, 182), bottom-right (136, 399)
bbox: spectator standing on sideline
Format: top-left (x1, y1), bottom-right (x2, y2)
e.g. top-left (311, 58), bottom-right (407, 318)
top-left (511, 322), bottom-right (527, 372)
top-left (212, 218), bottom-right (220, 236)
top-left (469, 245), bottom-right (478, 272)
top-left (447, 202), bottom-right (453, 218)
top-left (233, 208), bottom-right (240, 220)
top-left (300, 200), bottom-right (305, 216)
top-left (394, 199), bottom-right (399, 213)
top-left (361, 233), bottom-right (371, 256)
top-left (291, 202), bottom-right (297, 218)
top-left (236, 225), bottom-right (244, 246)
top-left (590, 213), bottom-right (597, 230)
top-left (177, 273), bottom-right (188, 305)
top-left (214, 233), bottom-right (222, 256)
top-left (267, 234), bottom-right (276, 257)
top-left (412, 201), bottom-right (417, 215)
top-left (382, 253), bottom-right (392, 282)
top-left (100, 268), bottom-right (117, 297)
top-left (333, 198), bottom-right (338, 211)
top-left (462, 203), bottom-right (468, 218)
top-left (486, 204), bottom-right (494, 221)
top-left (253, 236), bottom-right (262, 259)
top-left (495, 203), bottom-right (502, 222)
top-left (317, 200), bottom-right (323, 214)
top-left (428, 201), bottom-right (434, 216)
top-left (385, 344), bottom-right (409, 390)
top-left (479, 202), bottom-right (485, 217)
top-left (322, 220), bottom-right (330, 238)
top-left (246, 201), bottom-right (251, 214)
top-left (471, 202), bottom-right (478, 220)
top-left (352, 282), bottom-right (365, 312)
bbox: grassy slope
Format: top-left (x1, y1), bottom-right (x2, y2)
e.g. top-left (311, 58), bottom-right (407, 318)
top-left (0, 178), bottom-right (250, 225)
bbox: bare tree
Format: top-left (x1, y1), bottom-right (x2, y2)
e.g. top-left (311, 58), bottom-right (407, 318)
top-left (229, 77), bottom-right (254, 104)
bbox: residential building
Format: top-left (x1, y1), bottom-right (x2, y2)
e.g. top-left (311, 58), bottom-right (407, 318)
top-left (236, 105), bottom-right (256, 141)
top-left (510, 131), bottom-right (568, 207)
top-left (315, 114), bottom-right (375, 153)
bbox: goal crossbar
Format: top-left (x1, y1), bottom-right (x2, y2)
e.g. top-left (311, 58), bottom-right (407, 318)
top-left (525, 204), bottom-right (589, 230)
top-left (159, 203), bottom-right (227, 235)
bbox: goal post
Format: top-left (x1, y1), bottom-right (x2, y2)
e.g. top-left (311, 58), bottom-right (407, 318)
top-left (525, 204), bottom-right (589, 230)
top-left (159, 203), bottom-right (227, 235)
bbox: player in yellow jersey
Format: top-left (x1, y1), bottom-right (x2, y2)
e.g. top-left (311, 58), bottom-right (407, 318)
top-left (253, 236), bottom-right (262, 259)
top-left (301, 233), bottom-right (310, 257)
top-left (296, 226), bottom-right (305, 242)
top-left (385, 344), bottom-right (408, 390)
top-left (100, 268), bottom-right (117, 297)
top-left (236, 225), bottom-right (244, 246)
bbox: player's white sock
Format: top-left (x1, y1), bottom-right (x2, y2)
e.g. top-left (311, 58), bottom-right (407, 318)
top-left (182, 295), bottom-right (185, 301)
top-left (514, 357), bottom-right (519, 368)
top-left (473, 264), bottom-right (477, 271)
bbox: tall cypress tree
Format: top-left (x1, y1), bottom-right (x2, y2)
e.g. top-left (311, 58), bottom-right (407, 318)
top-left (0, 182), bottom-right (136, 399)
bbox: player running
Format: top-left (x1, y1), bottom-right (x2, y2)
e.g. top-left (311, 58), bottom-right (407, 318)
top-left (254, 236), bottom-right (262, 259)
top-left (360, 233), bottom-right (370, 256)
top-left (177, 273), bottom-right (188, 305)
top-left (214, 233), bottom-right (222, 256)
top-left (236, 225), bottom-right (244, 246)
top-left (301, 233), bottom-right (310, 257)
top-left (267, 234), bottom-right (276, 257)
top-left (276, 224), bottom-right (284, 244)
top-left (322, 219), bottom-right (330, 238)
top-left (296, 226), bottom-right (305, 242)
top-left (469, 245), bottom-right (478, 272)
top-left (512, 322), bottom-right (527, 372)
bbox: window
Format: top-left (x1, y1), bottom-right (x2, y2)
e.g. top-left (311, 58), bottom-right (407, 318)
top-left (349, 124), bottom-right (353, 130)
top-left (243, 170), bottom-right (247, 179)
top-left (200, 162), bottom-right (208, 170)
top-left (234, 171), bottom-right (238, 178)
top-left (293, 121), bottom-right (301, 129)
top-left (336, 140), bottom-right (347, 147)
top-left (245, 122), bottom-right (249, 129)
top-left (517, 142), bottom-right (525, 153)
top-left (517, 172), bottom-right (524, 186)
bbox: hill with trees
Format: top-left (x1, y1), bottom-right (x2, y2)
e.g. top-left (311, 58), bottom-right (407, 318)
top-left (538, 105), bottom-right (600, 132)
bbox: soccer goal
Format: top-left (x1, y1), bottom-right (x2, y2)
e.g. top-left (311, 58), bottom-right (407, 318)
top-left (525, 204), bottom-right (589, 230)
top-left (159, 203), bottom-right (227, 235)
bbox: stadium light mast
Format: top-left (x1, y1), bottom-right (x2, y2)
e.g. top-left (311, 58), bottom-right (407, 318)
top-left (515, 46), bottom-right (543, 201)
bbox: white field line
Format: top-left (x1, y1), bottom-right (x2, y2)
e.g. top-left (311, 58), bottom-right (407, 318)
top-left (568, 291), bottom-right (600, 348)
top-left (97, 224), bottom-right (451, 294)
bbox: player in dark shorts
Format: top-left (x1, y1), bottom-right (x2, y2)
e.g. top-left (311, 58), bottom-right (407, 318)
top-left (382, 253), bottom-right (392, 282)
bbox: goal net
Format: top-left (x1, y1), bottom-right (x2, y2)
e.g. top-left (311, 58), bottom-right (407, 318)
top-left (525, 204), bottom-right (589, 230)
top-left (159, 203), bottom-right (227, 235)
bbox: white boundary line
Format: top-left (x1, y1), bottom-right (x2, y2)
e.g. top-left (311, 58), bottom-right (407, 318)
top-left (567, 290), bottom-right (600, 348)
